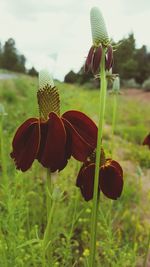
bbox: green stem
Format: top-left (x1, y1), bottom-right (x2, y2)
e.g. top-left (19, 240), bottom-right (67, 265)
top-left (43, 169), bottom-right (53, 263)
top-left (89, 48), bottom-right (107, 267)
top-left (46, 169), bottom-right (52, 219)
top-left (111, 93), bottom-right (117, 156)
top-left (143, 230), bottom-right (150, 267)
top-left (0, 115), bottom-right (7, 182)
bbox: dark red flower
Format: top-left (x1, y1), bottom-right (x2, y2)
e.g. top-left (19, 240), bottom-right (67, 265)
top-left (76, 159), bottom-right (123, 201)
top-left (143, 133), bottom-right (150, 149)
top-left (85, 44), bottom-right (113, 74)
top-left (11, 110), bottom-right (97, 172)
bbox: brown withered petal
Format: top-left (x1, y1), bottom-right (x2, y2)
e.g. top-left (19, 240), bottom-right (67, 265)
top-left (92, 45), bottom-right (102, 74)
top-left (143, 133), bottom-right (150, 149)
top-left (10, 118), bottom-right (40, 171)
top-left (62, 110), bottom-right (97, 161)
top-left (85, 46), bottom-right (95, 72)
top-left (37, 112), bottom-right (67, 172)
top-left (99, 162), bottom-right (123, 200)
top-left (76, 163), bottom-right (99, 201)
top-left (105, 45), bottom-right (113, 70)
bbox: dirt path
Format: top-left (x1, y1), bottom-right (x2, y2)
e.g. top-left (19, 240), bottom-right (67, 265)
top-left (0, 73), bottom-right (17, 80)
top-left (122, 88), bottom-right (150, 102)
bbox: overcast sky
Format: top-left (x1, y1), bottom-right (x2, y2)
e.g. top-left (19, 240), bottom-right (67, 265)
top-left (0, 0), bottom-right (150, 80)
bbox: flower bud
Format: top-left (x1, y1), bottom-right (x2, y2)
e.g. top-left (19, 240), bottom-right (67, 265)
top-left (90, 7), bottom-right (109, 45)
top-left (112, 77), bottom-right (120, 93)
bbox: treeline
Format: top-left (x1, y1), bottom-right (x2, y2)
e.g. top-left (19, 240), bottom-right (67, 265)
top-left (0, 38), bottom-right (38, 76)
top-left (64, 33), bottom-right (150, 89)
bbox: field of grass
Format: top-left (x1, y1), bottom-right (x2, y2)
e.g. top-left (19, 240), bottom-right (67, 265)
top-left (0, 74), bottom-right (150, 267)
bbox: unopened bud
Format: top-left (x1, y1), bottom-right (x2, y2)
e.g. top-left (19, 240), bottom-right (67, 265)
top-left (112, 77), bottom-right (120, 93)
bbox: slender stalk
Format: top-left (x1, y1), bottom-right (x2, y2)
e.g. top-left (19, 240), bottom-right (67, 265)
top-left (43, 169), bottom-right (53, 264)
top-left (46, 169), bottom-right (52, 219)
top-left (89, 48), bottom-right (107, 267)
top-left (143, 230), bottom-right (150, 267)
top-left (0, 115), bottom-right (7, 182)
top-left (111, 93), bottom-right (117, 156)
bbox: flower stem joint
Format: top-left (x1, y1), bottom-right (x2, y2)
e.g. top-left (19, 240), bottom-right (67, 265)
top-left (85, 7), bottom-right (113, 74)
top-left (10, 70), bottom-right (98, 172)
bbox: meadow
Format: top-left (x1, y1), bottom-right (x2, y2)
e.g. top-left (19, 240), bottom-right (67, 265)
top-left (0, 74), bottom-right (150, 267)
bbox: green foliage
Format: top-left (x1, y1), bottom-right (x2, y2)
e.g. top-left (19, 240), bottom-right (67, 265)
top-left (113, 34), bottom-right (150, 84)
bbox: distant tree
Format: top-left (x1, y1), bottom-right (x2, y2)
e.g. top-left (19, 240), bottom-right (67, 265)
top-left (134, 45), bottom-right (150, 83)
top-left (2, 38), bottom-right (18, 70)
top-left (28, 67), bottom-right (38, 76)
top-left (77, 66), bottom-right (93, 85)
top-left (113, 33), bottom-right (136, 78)
top-left (1, 38), bottom-right (26, 73)
top-left (64, 70), bottom-right (79, 83)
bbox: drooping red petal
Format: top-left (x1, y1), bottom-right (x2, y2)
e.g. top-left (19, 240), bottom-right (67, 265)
top-left (62, 110), bottom-right (97, 148)
top-left (105, 45), bottom-right (113, 70)
top-left (62, 111), bottom-right (97, 162)
top-left (84, 46), bottom-right (95, 72)
top-left (76, 164), bottom-right (85, 187)
top-left (92, 45), bottom-right (102, 74)
top-left (106, 159), bottom-right (123, 177)
top-left (10, 118), bottom-right (40, 171)
top-left (36, 112), bottom-right (67, 172)
top-left (143, 133), bottom-right (150, 149)
top-left (99, 163), bottom-right (123, 200)
top-left (76, 163), bottom-right (98, 201)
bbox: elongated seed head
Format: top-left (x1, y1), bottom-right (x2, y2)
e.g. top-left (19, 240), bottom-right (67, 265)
top-left (37, 69), bottom-right (60, 119)
top-left (39, 69), bottom-right (54, 89)
top-left (90, 7), bottom-right (109, 45)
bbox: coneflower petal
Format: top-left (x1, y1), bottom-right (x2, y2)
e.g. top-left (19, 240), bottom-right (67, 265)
top-left (99, 163), bottom-right (123, 200)
top-left (37, 112), bottom-right (67, 172)
top-left (76, 163), bottom-right (97, 201)
top-left (85, 46), bottom-right (95, 72)
top-left (92, 45), bottom-right (102, 74)
top-left (10, 118), bottom-right (40, 171)
top-left (105, 45), bottom-right (113, 70)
